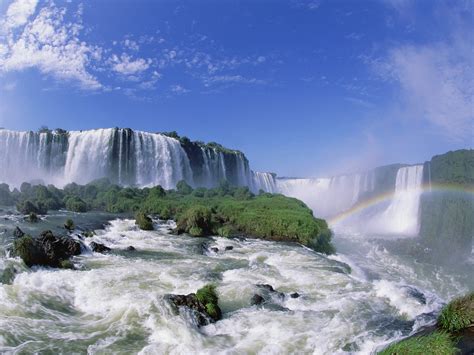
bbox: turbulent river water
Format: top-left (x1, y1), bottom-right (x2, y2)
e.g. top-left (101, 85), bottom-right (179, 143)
top-left (0, 209), bottom-right (472, 354)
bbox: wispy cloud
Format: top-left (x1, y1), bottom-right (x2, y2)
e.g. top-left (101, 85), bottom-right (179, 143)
top-left (204, 75), bottom-right (266, 86)
top-left (372, 39), bottom-right (473, 142)
top-left (170, 84), bottom-right (189, 95)
top-left (0, 0), bottom-right (273, 97)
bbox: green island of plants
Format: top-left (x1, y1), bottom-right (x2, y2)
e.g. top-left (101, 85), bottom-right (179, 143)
top-left (0, 179), bottom-right (335, 254)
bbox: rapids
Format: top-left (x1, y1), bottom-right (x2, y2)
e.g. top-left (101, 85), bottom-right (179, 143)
top-left (0, 209), bottom-right (472, 354)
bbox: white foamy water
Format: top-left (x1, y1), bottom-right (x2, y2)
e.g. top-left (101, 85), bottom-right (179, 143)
top-left (1, 213), bottom-right (470, 354)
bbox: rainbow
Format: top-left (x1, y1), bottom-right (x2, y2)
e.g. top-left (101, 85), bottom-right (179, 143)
top-left (328, 182), bottom-right (474, 226)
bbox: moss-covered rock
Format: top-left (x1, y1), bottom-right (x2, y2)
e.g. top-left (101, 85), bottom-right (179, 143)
top-left (196, 284), bottom-right (221, 321)
top-left (135, 212), bottom-right (153, 231)
top-left (13, 231), bottom-right (82, 268)
top-left (167, 284), bottom-right (222, 326)
top-left (64, 219), bottom-right (75, 231)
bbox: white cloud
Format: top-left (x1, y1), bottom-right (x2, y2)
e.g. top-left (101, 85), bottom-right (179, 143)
top-left (2, 0), bottom-right (38, 30)
top-left (0, 2), bottom-right (102, 90)
top-left (110, 53), bottom-right (151, 75)
top-left (123, 39), bottom-right (139, 51)
top-left (204, 75), bottom-right (266, 86)
top-left (373, 39), bottom-right (473, 141)
top-left (170, 84), bottom-right (189, 94)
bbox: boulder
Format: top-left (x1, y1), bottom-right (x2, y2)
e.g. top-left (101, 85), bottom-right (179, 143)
top-left (13, 226), bottom-right (25, 239)
top-left (225, 246), bottom-right (234, 251)
top-left (251, 294), bottom-right (265, 305)
top-left (167, 284), bottom-right (222, 327)
top-left (90, 242), bottom-right (111, 253)
top-left (13, 230), bottom-right (82, 268)
top-left (126, 246), bottom-right (136, 251)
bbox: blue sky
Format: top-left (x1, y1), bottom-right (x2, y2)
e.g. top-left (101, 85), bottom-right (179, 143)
top-left (0, 0), bottom-right (472, 177)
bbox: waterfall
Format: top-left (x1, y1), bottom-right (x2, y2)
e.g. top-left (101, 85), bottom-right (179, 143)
top-left (251, 172), bottom-right (278, 193)
top-left (0, 128), bottom-right (273, 192)
top-left (276, 165), bottom-right (425, 236)
top-left (277, 171), bottom-right (375, 218)
top-left (0, 130), bottom-right (68, 187)
top-left (374, 165), bottom-right (424, 235)
top-left (1, 128), bottom-right (194, 189)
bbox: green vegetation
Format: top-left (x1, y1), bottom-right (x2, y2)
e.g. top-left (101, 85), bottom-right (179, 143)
top-left (65, 196), bottom-right (88, 212)
top-left (64, 219), bottom-right (75, 231)
top-left (438, 292), bottom-right (474, 332)
top-left (419, 150), bottom-right (474, 261)
top-left (28, 212), bottom-right (39, 223)
top-left (13, 235), bottom-right (36, 267)
top-left (196, 284), bottom-right (221, 321)
top-left (380, 291), bottom-right (474, 354)
top-left (378, 331), bottom-right (457, 355)
top-left (0, 178), bottom-right (334, 254)
top-left (135, 212), bottom-right (154, 231)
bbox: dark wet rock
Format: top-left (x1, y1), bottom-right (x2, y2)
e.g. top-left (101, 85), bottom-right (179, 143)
top-left (455, 327), bottom-right (474, 355)
top-left (256, 284), bottom-right (275, 292)
top-left (90, 242), bottom-right (111, 253)
top-left (13, 230), bottom-right (82, 268)
top-left (402, 286), bottom-right (427, 305)
top-left (210, 247), bottom-right (219, 253)
top-left (126, 246), bottom-right (136, 251)
top-left (342, 342), bottom-right (360, 352)
top-left (251, 294), bottom-right (265, 305)
top-left (13, 227), bottom-right (25, 239)
top-left (166, 286), bottom-right (222, 327)
top-left (0, 264), bottom-right (19, 284)
top-left (255, 284), bottom-right (285, 303)
top-left (290, 292), bottom-right (300, 299)
top-left (225, 246), bottom-right (234, 251)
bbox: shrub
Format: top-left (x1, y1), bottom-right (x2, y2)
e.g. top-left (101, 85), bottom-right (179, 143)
top-left (65, 196), bottom-right (88, 212)
top-left (176, 205), bottom-right (213, 237)
top-left (176, 180), bottom-right (193, 195)
top-left (438, 292), bottom-right (474, 332)
top-left (28, 212), bottom-right (39, 223)
top-left (16, 200), bottom-right (47, 215)
top-left (64, 219), bottom-right (75, 231)
top-left (378, 331), bottom-right (456, 355)
top-left (13, 235), bottom-right (36, 267)
top-left (135, 212), bottom-right (154, 231)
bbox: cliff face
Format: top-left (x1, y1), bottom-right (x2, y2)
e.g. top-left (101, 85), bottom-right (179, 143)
top-left (419, 150), bottom-right (474, 259)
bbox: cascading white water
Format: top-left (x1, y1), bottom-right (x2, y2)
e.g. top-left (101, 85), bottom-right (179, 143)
top-left (277, 171), bottom-right (376, 218)
top-left (0, 129), bottom-right (195, 189)
top-left (64, 129), bottom-right (115, 185)
top-left (251, 172), bottom-right (278, 193)
top-left (373, 165), bottom-right (424, 235)
top-left (1, 128), bottom-right (277, 192)
top-left (276, 166), bottom-right (425, 236)
top-left (0, 130), bottom-right (68, 187)
top-left (133, 131), bottom-right (194, 189)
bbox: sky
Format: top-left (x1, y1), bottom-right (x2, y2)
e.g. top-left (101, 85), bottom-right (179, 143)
top-left (0, 0), bottom-right (472, 177)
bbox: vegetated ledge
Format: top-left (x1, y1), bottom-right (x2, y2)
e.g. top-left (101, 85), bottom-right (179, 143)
top-left (378, 292), bottom-right (474, 355)
top-left (0, 179), bottom-right (335, 255)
